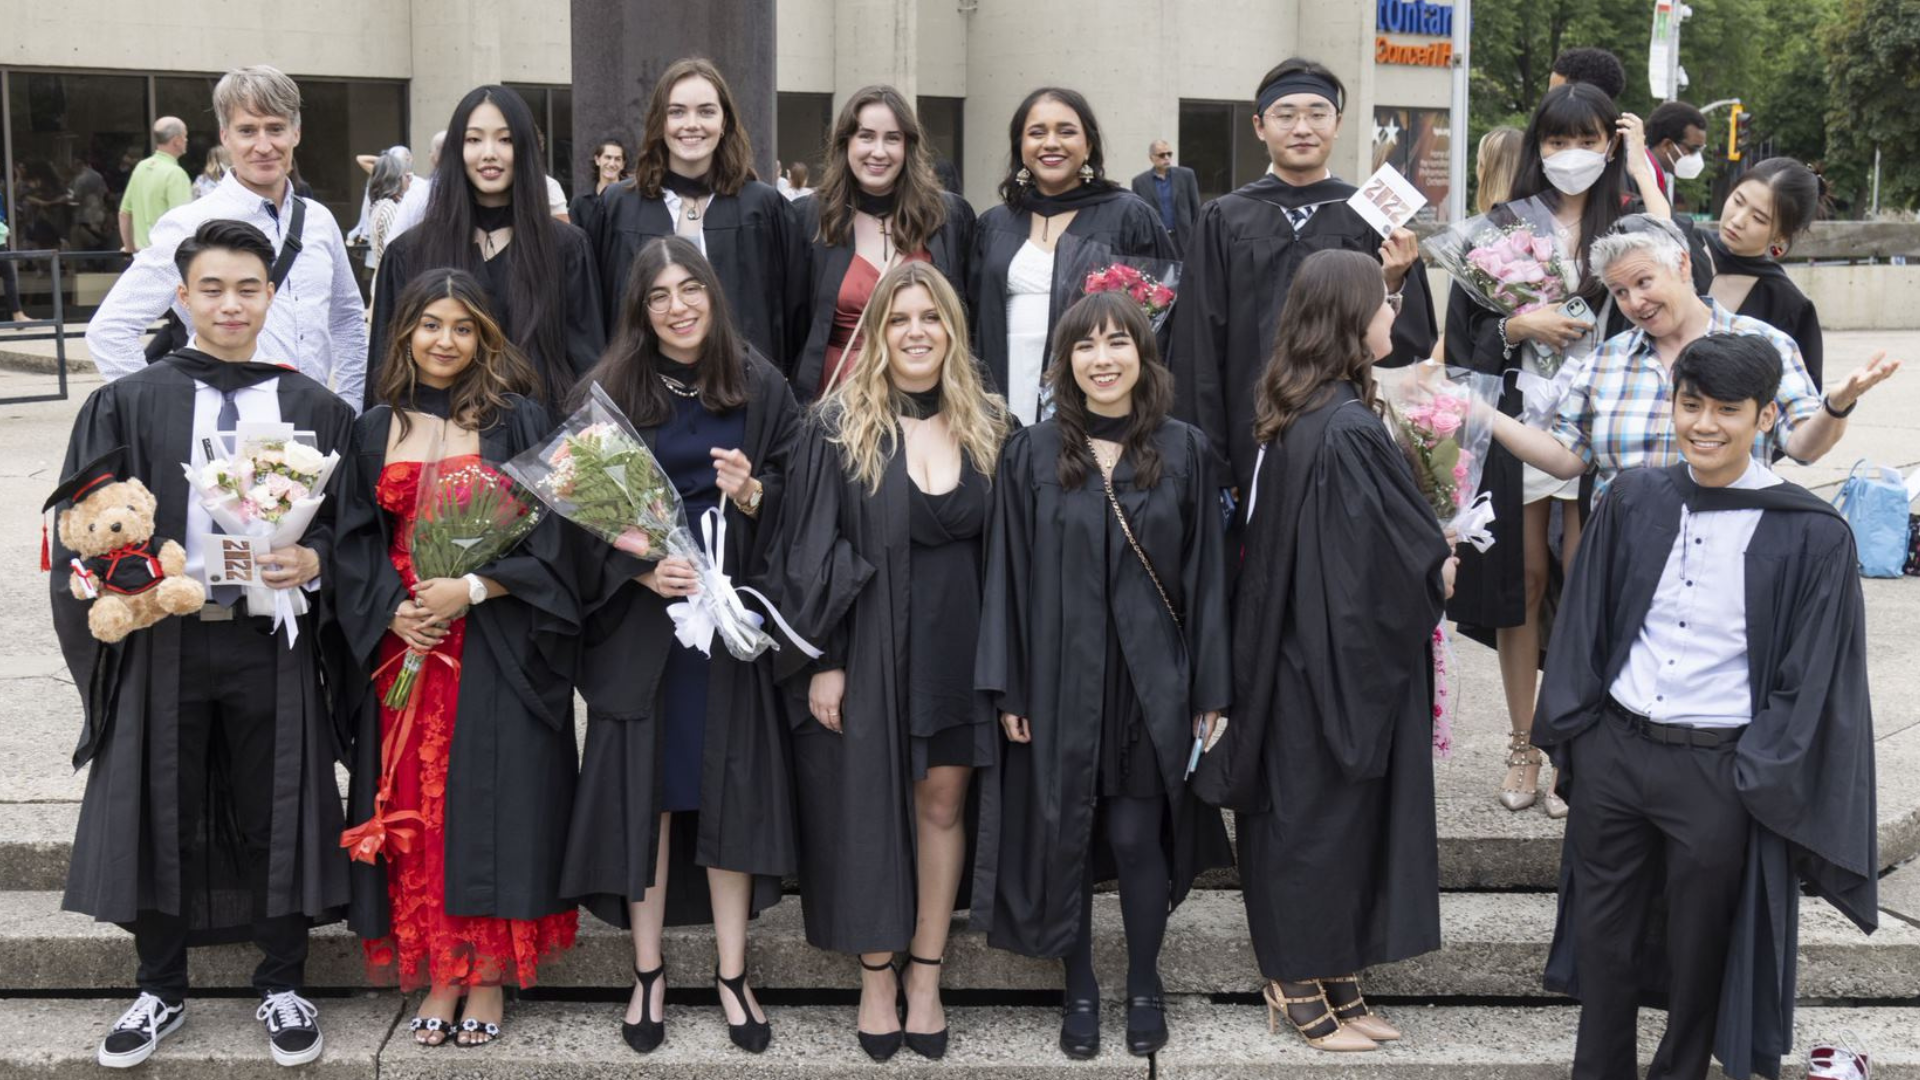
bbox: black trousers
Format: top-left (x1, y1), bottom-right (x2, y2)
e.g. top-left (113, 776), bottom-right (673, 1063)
top-left (134, 616), bottom-right (307, 1001)
top-left (1566, 711), bottom-right (1751, 1080)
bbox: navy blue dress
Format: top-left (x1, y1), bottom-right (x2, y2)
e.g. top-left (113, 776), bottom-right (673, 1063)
top-left (657, 391), bottom-right (749, 812)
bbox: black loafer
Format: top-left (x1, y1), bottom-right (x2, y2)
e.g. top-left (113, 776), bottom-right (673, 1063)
top-left (1059, 998), bottom-right (1100, 1059)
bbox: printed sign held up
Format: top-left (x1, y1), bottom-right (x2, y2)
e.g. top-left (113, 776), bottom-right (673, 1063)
top-left (1348, 163), bottom-right (1428, 238)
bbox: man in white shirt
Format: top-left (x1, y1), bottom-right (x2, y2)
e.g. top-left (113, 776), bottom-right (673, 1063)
top-left (85, 65), bottom-right (368, 407)
top-left (1530, 334), bottom-right (1878, 1080)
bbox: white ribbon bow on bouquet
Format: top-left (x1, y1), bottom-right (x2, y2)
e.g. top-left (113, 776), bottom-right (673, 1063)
top-left (667, 506), bottom-right (823, 662)
top-left (1448, 491), bottom-right (1498, 554)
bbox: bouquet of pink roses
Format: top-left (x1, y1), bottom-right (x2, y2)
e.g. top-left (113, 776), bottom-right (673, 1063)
top-left (1420, 195), bottom-right (1587, 377)
top-left (1053, 241), bottom-right (1183, 333)
top-left (1375, 363), bottom-right (1502, 539)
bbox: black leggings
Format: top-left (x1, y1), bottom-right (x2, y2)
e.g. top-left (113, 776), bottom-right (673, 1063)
top-left (2, 259), bottom-right (21, 317)
top-left (1065, 795), bottom-right (1170, 999)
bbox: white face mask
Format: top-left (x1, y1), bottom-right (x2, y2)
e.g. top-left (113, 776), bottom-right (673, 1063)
top-left (1543, 148), bottom-right (1608, 196)
top-left (1672, 149), bottom-right (1706, 180)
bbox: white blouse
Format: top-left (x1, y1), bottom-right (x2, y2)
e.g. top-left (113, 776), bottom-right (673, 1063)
top-left (1004, 240), bottom-right (1055, 425)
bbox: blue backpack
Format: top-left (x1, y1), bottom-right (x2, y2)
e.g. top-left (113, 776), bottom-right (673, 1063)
top-left (1832, 460), bottom-right (1911, 578)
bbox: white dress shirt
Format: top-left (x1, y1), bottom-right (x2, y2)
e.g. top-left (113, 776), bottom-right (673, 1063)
top-left (389, 175), bottom-right (433, 240)
top-left (1609, 459), bottom-right (1782, 728)
top-left (660, 188), bottom-right (708, 255)
top-left (86, 173), bottom-right (368, 408)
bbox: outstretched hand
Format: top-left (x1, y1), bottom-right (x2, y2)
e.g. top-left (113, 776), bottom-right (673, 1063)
top-left (1830, 350), bottom-right (1902, 412)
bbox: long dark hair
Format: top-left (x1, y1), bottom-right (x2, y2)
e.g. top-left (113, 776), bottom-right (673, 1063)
top-left (815, 85), bottom-right (948, 254)
top-left (577, 236), bottom-right (748, 427)
top-left (1511, 83), bottom-right (1628, 294)
top-left (1044, 292), bottom-right (1174, 490)
top-left (377, 269), bottom-right (539, 440)
top-left (630, 58), bottom-right (755, 199)
top-left (1253, 250), bottom-right (1385, 444)
top-left (998, 87), bottom-right (1118, 210)
top-left (416, 85), bottom-right (569, 403)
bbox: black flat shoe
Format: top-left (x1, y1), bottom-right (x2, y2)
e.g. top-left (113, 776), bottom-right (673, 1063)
top-left (856, 957), bottom-right (903, 1062)
top-left (622, 964), bottom-right (665, 1054)
top-left (1125, 993), bottom-right (1167, 1056)
top-left (902, 953), bottom-right (949, 1060)
top-left (1059, 997), bottom-right (1100, 1060)
top-left (715, 967), bottom-right (771, 1054)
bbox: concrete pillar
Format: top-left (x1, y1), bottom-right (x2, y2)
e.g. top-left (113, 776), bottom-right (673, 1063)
top-left (570, 0), bottom-right (778, 194)
top-left (1293, 1), bottom-right (1379, 183)
top-left (833, 0), bottom-right (918, 108)
top-left (408, 0), bottom-right (504, 165)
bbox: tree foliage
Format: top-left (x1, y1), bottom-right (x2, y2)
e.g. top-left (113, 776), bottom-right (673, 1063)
top-left (1822, 0), bottom-right (1920, 211)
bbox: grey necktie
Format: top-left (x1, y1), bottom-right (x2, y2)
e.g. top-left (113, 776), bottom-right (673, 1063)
top-left (210, 389), bottom-right (241, 607)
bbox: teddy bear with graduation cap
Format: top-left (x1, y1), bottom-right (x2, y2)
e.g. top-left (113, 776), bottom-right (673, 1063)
top-left (45, 446), bottom-right (205, 643)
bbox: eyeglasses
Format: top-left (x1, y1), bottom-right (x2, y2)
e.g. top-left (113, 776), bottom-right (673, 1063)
top-left (645, 280), bottom-right (708, 314)
top-left (1153, 151), bottom-right (1173, 159)
top-left (1265, 108), bottom-right (1338, 130)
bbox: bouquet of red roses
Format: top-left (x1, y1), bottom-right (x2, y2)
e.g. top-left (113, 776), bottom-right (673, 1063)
top-left (1054, 241), bottom-right (1183, 333)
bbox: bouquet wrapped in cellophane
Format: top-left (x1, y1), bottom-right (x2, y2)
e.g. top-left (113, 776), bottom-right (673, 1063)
top-left (380, 444), bottom-right (543, 711)
top-left (180, 422), bottom-right (340, 646)
top-left (1374, 362), bottom-right (1505, 761)
top-left (503, 382), bottom-right (817, 662)
top-left (1420, 194), bottom-right (1595, 390)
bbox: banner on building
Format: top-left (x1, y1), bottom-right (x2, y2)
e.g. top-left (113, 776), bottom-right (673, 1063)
top-left (1371, 107), bottom-right (1452, 224)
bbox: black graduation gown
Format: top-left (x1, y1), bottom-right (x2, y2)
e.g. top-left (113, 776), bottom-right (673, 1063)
top-left (1704, 235), bottom-right (1824, 387)
top-left (366, 222), bottom-right (606, 412)
top-left (333, 397), bottom-right (582, 937)
top-left (51, 356), bottom-right (355, 939)
top-left (967, 190), bottom-right (1175, 405)
top-left (789, 192), bottom-right (978, 401)
top-left (1173, 175), bottom-right (1438, 494)
top-left (559, 353), bottom-right (803, 928)
top-left (760, 407), bottom-right (998, 953)
top-left (1532, 465), bottom-right (1878, 1080)
top-left (591, 179), bottom-right (810, 371)
top-left (971, 419), bottom-right (1233, 959)
top-left (1195, 385), bottom-right (1448, 977)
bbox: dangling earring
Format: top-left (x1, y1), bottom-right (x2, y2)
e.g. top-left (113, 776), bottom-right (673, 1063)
top-left (1078, 163), bottom-right (1095, 183)
top-left (1768, 242), bottom-right (1786, 259)
top-left (1015, 167), bottom-right (1032, 188)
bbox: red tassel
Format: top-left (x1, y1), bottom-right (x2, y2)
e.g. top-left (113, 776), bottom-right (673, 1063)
top-left (40, 521), bottom-right (50, 572)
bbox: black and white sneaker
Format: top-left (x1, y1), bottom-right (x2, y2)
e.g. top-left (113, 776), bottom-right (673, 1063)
top-left (256, 990), bottom-right (323, 1066)
top-left (98, 992), bottom-right (186, 1068)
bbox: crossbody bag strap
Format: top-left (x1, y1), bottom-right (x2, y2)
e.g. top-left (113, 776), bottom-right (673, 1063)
top-left (1090, 437), bottom-right (1181, 627)
top-left (270, 197), bottom-right (306, 289)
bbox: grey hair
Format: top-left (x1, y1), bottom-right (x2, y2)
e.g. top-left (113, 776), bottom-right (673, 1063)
top-left (213, 65), bottom-right (302, 131)
top-left (429, 130), bottom-right (447, 167)
top-left (385, 144), bottom-right (413, 172)
top-left (368, 151), bottom-right (409, 203)
top-left (152, 117), bottom-right (186, 146)
top-left (1590, 215), bottom-right (1688, 282)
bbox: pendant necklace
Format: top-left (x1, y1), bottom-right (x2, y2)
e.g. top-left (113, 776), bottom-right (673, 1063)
top-left (685, 195), bottom-right (711, 222)
top-left (660, 372), bottom-right (700, 398)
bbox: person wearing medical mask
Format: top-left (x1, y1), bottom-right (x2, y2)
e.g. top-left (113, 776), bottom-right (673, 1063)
top-left (1645, 101), bottom-right (1708, 205)
top-left (1442, 81), bottom-right (1673, 823)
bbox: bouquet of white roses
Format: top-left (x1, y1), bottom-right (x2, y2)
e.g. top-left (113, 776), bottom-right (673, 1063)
top-left (181, 422), bottom-right (340, 646)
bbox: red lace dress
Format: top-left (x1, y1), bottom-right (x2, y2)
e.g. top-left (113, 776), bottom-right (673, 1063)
top-left (361, 458), bottom-right (577, 990)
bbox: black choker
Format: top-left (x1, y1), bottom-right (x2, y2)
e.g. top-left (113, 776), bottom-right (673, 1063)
top-left (662, 171), bottom-right (714, 198)
top-left (472, 203), bottom-right (512, 232)
top-left (408, 383), bottom-right (455, 419)
top-left (855, 189), bottom-right (898, 217)
top-left (1086, 411), bottom-right (1132, 442)
top-left (899, 386), bottom-right (942, 420)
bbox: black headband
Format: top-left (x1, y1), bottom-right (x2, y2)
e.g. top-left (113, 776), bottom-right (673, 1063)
top-left (1256, 73), bottom-right (1343, 116)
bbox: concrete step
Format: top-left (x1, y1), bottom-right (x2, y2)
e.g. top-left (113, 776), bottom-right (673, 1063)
top-left (0, 888), bottom-right (1908, 1001)
top-left (1, 996), bottom-right (1915, 1079)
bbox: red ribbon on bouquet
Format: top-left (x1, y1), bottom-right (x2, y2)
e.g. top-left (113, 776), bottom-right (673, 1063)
top-left (340, 647), bottom-right (460, 865)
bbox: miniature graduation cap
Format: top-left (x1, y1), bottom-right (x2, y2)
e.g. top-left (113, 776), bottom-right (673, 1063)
top-left (41, 447), bottom-right (128, 570)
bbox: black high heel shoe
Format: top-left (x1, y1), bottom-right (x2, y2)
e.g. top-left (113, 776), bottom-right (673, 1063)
top-left (1059, 997), bottom-right (1100, 1059)
top-left (856, 957), bottom-right (904, 1062)
top-left (622, 964), bottom-right (666, 1053)
top-left (714, 967), bottom-right (771, 1054)
top-left (1125, 978), bottom-right (1168, 1057)
top-left (902, 953), bottom-right (950, 1060)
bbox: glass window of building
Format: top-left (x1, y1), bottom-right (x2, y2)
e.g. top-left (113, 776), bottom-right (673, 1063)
top-left (1178, 99), bottom-right (1270, 203)
top-left (154, 75), bottom-right (222, 195)
top-left (505, 83), bottom-right (574, 199)
top-left (6, 71), bottom-right (146, 255)
top-left (776, 92), bottom-right (834, 191)
top-left (916, 96), bottom-right (964, 190)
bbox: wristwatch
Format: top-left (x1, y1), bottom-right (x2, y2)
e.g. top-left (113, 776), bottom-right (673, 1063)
top-left (737, 480), bottom-right (764, 517)
top-left (1821, 394), bottom-right (1857, 419)
top-left (462, 573), bottom-right (489, 606)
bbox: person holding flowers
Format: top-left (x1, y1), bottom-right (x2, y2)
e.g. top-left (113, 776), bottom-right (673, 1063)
top-left (335, 267), bottom-right (581, 1047)
top-left (763, 262), bottom-right (1012, 1061)
top-left (1442, 82), bottom-right (1674, 818)
top-left (557, 236), bottom-right (802, 1057)
top-left (1194, 249), bottom-right (1454, 1054)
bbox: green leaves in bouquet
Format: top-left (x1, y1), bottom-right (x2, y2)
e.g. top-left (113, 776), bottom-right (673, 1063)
top-left (409, 460), bottom-right (543, 582)
top-left (555, 429), bottom-right (676, 554)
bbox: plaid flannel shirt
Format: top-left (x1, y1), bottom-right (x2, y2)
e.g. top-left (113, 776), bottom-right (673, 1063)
top-left (1552, 299), bottom-right (1820, 494)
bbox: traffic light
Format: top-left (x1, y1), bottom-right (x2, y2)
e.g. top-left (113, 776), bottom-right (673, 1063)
top-left (1727, 105), bottom-right (1753, 162)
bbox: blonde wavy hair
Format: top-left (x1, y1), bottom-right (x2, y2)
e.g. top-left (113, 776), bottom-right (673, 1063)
top-left (825, 262), bottom-right (1011, 494)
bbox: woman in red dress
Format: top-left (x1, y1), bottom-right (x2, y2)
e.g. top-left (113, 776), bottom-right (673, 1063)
top-left (338, 269), bottom-right (583, 1046)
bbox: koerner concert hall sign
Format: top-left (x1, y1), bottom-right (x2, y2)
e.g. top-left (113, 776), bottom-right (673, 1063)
top-left (1376, 0), bottom-right (1455, 36)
